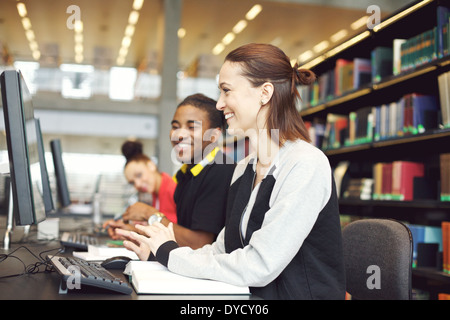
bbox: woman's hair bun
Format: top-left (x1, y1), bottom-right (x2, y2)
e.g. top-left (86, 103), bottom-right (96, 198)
top-left (296, 68), bottom-right (316, 85)
top-left (121, 140), bottom-right (143, 161)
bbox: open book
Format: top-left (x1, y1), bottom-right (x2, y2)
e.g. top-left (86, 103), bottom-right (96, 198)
top-left (124, 261), bottom-right (250, 295)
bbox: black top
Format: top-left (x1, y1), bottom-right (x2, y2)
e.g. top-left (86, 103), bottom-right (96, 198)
top-left (173, 148), bottom-right (235, 237)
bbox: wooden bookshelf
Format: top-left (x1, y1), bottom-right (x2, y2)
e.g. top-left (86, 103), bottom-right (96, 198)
top-left (299, 0), bottom-right (450, 298)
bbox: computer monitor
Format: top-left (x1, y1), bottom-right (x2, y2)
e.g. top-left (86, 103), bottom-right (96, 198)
top-left (1, 70), bottom-right (46, 225)
top-left (35, 118), bottom-right (56, 214)
top-left (50, 139), bottom-right (71, 208)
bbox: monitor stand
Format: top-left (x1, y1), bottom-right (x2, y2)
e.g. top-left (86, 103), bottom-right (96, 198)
top-left (1, 171), bottom-right (30, 250)
top-left (3, 182), bottom-right (14, 250)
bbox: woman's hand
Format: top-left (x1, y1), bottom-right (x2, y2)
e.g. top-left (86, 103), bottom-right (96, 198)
top-left (116, 222), bottom-right (176, 261)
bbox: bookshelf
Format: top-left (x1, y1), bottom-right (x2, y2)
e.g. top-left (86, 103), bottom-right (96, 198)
top-left (299, 0), bottom-right (450, 299)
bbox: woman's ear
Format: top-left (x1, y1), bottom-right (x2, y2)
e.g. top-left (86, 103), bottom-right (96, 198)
top-left (260, 82), bottom-right (274, 105)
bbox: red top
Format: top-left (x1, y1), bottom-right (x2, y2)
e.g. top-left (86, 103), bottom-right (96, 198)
top-left (152, 172), bottom-right (177, 223)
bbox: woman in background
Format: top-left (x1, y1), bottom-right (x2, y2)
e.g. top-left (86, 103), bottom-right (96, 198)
top-left (103, 140), bottom-right (177, 237)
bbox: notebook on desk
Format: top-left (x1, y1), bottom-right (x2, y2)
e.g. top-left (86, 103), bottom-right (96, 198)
top-left (124, 261), bottom-right (250, 295)
top-left (73, 244), bottom-right (139, 261)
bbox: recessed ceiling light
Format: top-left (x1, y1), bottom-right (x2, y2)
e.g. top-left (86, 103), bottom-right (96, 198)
top-left (232, 20), bottom-right (247, 34)
top-left (132, 0), bottom-right (144, 11)
top-left (246, 4), bottom-right (262, 20)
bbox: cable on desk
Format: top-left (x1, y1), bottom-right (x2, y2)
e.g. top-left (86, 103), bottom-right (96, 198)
top-left (0, 245), bottom-right (64, 279)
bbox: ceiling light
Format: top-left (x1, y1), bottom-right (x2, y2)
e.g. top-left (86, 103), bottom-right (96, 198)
top-left (25, 29), bottom-right (35, 42)
top-left (125, 25), bottom-right (135, 37)
top-left (298, 50), bottom-right (313, 62)
top-left (74, 20), bottom-right (83, 33)
top-left (232, 20), bottom-right (247, 34)
top-left (16, 3), bottom-right (27, 18)
top-left (75, 54), bottom-right (84, 63)
top-left (212, 43), bottom-right (225, 55)
top-left (128, 11), bottom-right (140, 25)
top-left (119, 46), bottom-right (128, 57)
top-left (246, 4), bottom-right (262, 20)
top-left (75, 43), bottom-right (83, 55)
top-left (222, 32), bottom-right (235, 45)
top-left (122, 36), bottom-right (132, 48)
top-left (32, 50), bottom-right (41, 60)
top-left (21, 17), bottom-right (31, 30)
top-left (75, 33), bottom-right (83, 43)
top-left (330, 29), bottom-right (348, 42)
top-left (29, 41), bottom-right (38, 51)
top-left (313, 40), bottom-right (329, 53)
top-left (132, 0), bottom-right (144, 11)
top-left (351, 16), bottom-right (368, 30)
top-left (178, 28), bottom-right (186, 39)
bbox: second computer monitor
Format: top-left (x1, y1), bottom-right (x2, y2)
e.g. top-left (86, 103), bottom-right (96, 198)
top-left (1, 70), bottom-right (46, 225)
top-left (50, 139), bottom-right (71, 208)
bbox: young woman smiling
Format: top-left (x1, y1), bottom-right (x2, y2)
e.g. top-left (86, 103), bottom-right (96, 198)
top-left (117, 44), bottom-right (346, 300)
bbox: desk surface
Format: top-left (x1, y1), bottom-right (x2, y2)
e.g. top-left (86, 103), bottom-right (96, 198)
top-left (0, 219), bottom-right (253, 301)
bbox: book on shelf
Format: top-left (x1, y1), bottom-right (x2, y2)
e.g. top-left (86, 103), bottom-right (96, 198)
top-left (353, 58), bottom-right (372, 89)
top-left (441, 221), bottom-right (450, 274)
top-left (372, 162), bottom-right (393, 200)
top-left (408, 224), bottom-right (443, 268)
top-left (342, 178), bottom-right (373, 200)
top-left (439, 293), bottom-right (450, 300)
top-left (347, 106), bottom-right (373, 146)
top-left (371, 46), bottom-right (393, 83)
top-left (304, 118), bottom-right (325, 149)
top-left (318, 69), bottom-right (335, 104)
top-left (440, 153), bottom-right (450, 202)
top-left (391, 161), bottom-right (425, 201)
top-left (322, 113), bottom-right (348, 150)
top-left (393, 39), bottom-right (407, 75)
top-left (437, 6), bottom-right (450, 59)
top-left (407, 93), bottom-right (439, 134)
top-left (438, 70), bottom-right (450, 129)
top-left (334, 59), bottom-right (353, 97)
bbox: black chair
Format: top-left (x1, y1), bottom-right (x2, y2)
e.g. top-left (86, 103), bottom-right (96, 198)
top-left (342, 218), bottom-right (413, 300)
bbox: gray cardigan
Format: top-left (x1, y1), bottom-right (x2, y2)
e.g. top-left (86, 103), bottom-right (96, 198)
top-left (155, 139), bottom-right (346, 299)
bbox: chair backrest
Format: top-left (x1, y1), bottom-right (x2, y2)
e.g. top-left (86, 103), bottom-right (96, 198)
top-left (342, 218), bottom-right (413, 300)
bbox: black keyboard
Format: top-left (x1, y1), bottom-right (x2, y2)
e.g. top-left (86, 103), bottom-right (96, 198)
top-left (60, 232), bottom-right (99, 250)
top-left (48, 255), bottom-right (132, 295)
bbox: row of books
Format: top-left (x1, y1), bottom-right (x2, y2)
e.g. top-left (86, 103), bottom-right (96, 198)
top-left (373, 161), bottom-right (425, 201)
top-left (441, 153), bottom-right (450, 202)
top-left (399, 6), bottom-right (449, 73)
top-left (297, 51), bottom-right (387, 110)
top-left (297, 6), bottom-right (450, 112)
top-left (320, 92), bottom-right (440, 150)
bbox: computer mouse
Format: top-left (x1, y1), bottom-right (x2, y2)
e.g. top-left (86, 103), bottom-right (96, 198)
top-left (101, 256), bottom-right (132, 269)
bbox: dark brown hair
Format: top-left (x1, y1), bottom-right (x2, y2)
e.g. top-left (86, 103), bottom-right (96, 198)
top-left (121, 140), bottom-right (151, 167)
top-left (177, 93), bottom-right (224, 130)
top-left (224, 43), bottom-right (315, 144)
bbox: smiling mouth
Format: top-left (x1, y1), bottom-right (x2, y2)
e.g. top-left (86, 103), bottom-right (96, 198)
top-left (224, 113), bottom-right (235, 120)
